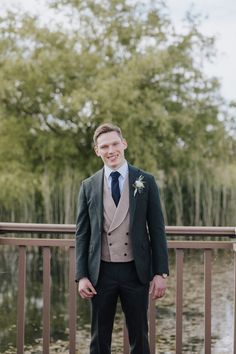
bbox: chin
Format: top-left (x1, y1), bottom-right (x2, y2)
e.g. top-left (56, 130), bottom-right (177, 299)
top-left (105, 156), bottom-right (124, 169)
top-left (107, 160), bottom-right (120, 168)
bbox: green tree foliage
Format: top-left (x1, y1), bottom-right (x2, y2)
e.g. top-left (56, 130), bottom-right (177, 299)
top-left (0, 0), bottom-right (235, 225)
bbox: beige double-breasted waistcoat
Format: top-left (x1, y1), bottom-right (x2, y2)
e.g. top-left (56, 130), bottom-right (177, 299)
top-left (101, 174), bottom-right (134, 262)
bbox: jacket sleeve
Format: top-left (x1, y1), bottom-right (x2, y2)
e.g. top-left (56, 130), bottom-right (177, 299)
top-left (147, 175), bottom-right (169, 277)
top-left (75, 181), bottom-right (91, 281)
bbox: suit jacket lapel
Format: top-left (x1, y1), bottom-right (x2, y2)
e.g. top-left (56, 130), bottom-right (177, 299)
top-left (128, 164), bottom-right (140, 230)
top-left (93, 168), bottom-right (104, 232)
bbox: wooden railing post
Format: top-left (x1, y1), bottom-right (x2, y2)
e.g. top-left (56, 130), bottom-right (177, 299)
top-left (149, 297), bottom-right (156, 354)
top-left (17, 246), bottom-right (26, 354)
top-left (204, 249), bottom-right (212, 354)
top-left (43, 247), bottom-right (51, 354)
top-left (233, 242), bottom-right (236, 354)
top-left (123, 320), bottom-right (129, 354)
top-left (69, 246), bottom-right (77, 354)
top-left (176, 249), bottom-right (184, 354)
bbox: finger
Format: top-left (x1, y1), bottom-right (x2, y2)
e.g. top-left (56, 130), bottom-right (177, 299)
top-left (79, 280), bottom-right (97, 295)
top-left (79, 291), bottom-right (86, 299)
top-left (88, 284), bottom-right (97, 295)
top-left (83, 284), bottom-right (97, 296)
top-left (153, 290), bottom-right (165, 300)
top-left (80, 289), bottom-right (94, 299)
top-left (82, 287), bottom-right (94, 296)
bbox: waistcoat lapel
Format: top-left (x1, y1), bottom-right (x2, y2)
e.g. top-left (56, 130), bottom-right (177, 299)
top-left (109, 175), bottom-right (129, 232)
top-left (103, 174), bottom-right (129, 233)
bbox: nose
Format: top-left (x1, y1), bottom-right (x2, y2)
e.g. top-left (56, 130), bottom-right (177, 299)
top-left (108, 145), bottom-right (114, 154)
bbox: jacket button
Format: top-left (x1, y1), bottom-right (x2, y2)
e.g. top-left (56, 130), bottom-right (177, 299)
top-left (125, 242), bottom-right (128, 245)
top-left (124, 253), bottom-right (127, 256)
top-left (108, 232), bottom-right (111, 236)
top-left (109, 243), bottom-right (112, 246)
top-left (126, 232), bottom-right (129, 235)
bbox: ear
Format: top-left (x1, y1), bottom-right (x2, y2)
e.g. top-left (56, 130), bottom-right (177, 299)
top-left (123, 139), bottom-right (128, 150)
top-left (94, 145), bottom-right (100, 157)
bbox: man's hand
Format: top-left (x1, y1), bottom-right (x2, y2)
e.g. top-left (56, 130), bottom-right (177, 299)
top-left (78, 277), bottom-right (97, 299)
top-left (149, 275), bottom-right (167, 300)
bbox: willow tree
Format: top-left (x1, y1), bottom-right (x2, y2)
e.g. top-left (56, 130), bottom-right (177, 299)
top-left (0, 0), bottom-right (235, 224)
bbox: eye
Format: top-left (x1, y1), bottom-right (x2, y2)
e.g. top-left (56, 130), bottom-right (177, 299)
top-left (100, 145), bottom-right (108, 149)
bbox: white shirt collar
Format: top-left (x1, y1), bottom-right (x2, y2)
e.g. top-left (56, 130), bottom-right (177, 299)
top-left (104, 160), bottom-right (128, 180)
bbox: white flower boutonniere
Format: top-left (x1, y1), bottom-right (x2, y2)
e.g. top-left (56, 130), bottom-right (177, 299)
top-left (133, 175), bottom-right (145, 197)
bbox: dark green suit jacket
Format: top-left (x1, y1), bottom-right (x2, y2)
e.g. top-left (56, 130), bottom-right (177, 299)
top-left (75, 164), bottom-right (169, 285)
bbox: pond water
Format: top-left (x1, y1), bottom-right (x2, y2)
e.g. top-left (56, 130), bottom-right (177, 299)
top-left (0, 240), bottom-right (234, 354)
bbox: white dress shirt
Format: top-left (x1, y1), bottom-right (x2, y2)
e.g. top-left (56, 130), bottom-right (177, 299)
top-left (104, 160), bottom-right (128, 194)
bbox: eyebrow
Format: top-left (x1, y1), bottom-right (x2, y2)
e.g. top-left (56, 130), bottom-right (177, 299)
top-left (99, 140), bottom-right (120, 148)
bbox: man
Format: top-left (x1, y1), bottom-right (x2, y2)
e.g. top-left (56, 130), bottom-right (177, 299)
top-left (75, 122), bottom-right (169, 354)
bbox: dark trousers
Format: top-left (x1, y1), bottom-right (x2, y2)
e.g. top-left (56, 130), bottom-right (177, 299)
top-left (90, 261), bottom-right (150, 354)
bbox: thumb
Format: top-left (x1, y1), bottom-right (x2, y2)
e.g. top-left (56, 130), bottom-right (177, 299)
top-left (149, 281), bottom-right (154, 294)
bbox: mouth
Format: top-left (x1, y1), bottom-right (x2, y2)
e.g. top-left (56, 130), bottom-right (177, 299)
top-left (107, 155), bottom-right (119, 162)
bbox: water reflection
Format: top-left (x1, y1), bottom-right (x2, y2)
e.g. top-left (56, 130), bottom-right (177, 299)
top-left (0, 242), bottom-right (234, 353)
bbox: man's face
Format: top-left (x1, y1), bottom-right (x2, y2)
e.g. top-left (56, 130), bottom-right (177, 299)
top-left (94, 131), bottom-right (127, 170)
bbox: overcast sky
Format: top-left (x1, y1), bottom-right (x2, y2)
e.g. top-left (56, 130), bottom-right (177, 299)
top-left (169, 0), bottom-right (236, 102)
top-left (2, 0), bottom-right (236, 102)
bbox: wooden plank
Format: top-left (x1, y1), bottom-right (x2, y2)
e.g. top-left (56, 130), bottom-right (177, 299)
top-left (0, 237), bottom-right (74, 247)
top-left (0, 222), bottom-right (235, 237)
top-left (168, 241), bottom-right (233, 249)
top-left (0, 238), bottom-right (233, 250)
top-left (0, 222), bottom-right (75, 234)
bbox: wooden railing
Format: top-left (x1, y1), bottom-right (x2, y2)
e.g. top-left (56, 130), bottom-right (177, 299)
top-left (0, 223), bottom-right (236, 354)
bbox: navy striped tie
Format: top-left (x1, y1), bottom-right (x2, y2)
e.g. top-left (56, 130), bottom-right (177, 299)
top-left (110, 171), bottom-right (120, 206)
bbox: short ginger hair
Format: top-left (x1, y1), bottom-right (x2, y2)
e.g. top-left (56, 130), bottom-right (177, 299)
top-left (93, 123), bottom-right (124, 146)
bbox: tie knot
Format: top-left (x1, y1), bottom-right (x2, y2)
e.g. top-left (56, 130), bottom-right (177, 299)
top-left (110, 171), bottom-right (120, 181)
